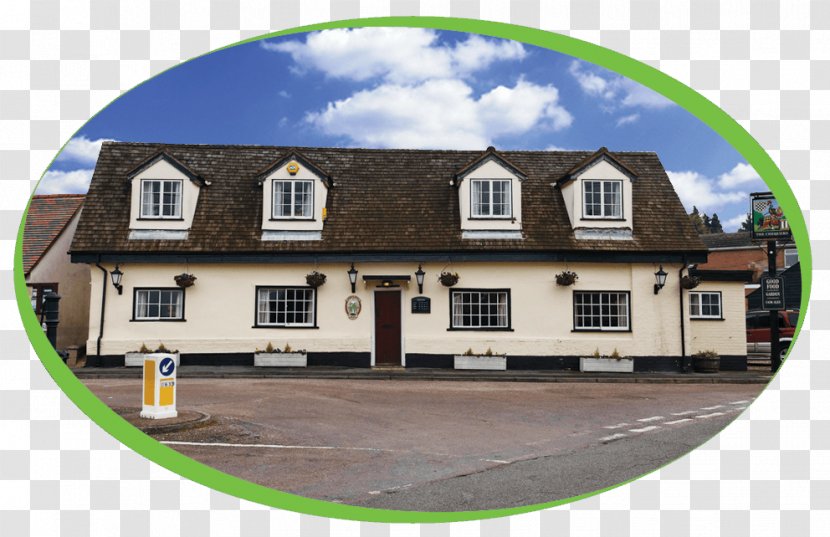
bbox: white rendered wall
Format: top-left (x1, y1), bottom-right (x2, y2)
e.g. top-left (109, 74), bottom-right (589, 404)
top-left (82, 260), bottom-right (747, 361)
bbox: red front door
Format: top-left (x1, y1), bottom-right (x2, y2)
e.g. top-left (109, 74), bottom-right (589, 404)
top-left (374, 291), bottom-right (401, 365)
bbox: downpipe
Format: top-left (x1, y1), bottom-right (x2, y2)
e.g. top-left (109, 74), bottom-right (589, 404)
top-left (95, 260), bottom-right (107, 358)
top-left (679, 259), bottom-right (690, 373)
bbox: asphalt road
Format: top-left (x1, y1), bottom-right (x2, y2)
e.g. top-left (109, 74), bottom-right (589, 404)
top-left (83, 378), bottom-right (763, 511)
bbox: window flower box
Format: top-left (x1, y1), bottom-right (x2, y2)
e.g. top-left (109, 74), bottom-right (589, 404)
top-left (125, 351), bottom-right (180, 367)
top-left (579, 356), bottom-right (634, 373)
top-left (453, 354), bottom-right (507, 371)
top-left (254, 351), bottom-right (308, 367)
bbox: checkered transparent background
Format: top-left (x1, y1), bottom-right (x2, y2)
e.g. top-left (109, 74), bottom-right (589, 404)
top-left (1, 1), bottom-right (827, 535)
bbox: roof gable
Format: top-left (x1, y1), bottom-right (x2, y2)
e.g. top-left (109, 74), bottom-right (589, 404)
top-left (23, 194), bottom-right (85, 275)
top-left (557, 147), bottom-right (639, 185)
top-left (126, 149), bottom-right (209, 186)
top-left (255, 149), bottom-right (332, 188)
top-left (453, 146), bottom-right (528, 184)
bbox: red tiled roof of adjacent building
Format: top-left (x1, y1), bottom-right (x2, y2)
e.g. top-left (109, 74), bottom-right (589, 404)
top-left (23, 194), bottom-right (85, 275)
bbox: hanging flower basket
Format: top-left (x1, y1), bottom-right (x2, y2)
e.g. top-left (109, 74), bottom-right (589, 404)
top-left (680, 275), bottom-right (701, 290)
top-left (438, 271), bottom-right (459, 287)
top-left (306, 271), bottom-right (327, 288)
top-left (174, 273), bottom-right (197, 288)
top-left (555, 270), bottom-right (579, 286)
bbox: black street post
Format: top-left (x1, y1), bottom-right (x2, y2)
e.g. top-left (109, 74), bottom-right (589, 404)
top-left (43, 291), bottom-right (61, 349)
top-left (767, 240), bottom-right (781, 372)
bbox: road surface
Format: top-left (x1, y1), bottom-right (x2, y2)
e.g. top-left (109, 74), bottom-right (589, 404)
top-left (83, 378), bottom-right (763, 511)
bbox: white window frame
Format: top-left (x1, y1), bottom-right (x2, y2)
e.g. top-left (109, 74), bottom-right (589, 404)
top-left (784, 248), bottom-right (798, 268)
top-left (582, 179), bottom-right (623, 219)
top-left (256, 287), bottom-right (316, 327)
top-left (272, 179), bottom-right (314, 220)
top-left (573, 291), bottom-right (630, 331)
top-left (689, 291), bottom-right (723, 319)
top-left (470, 179), bottom-right (513, 218)
top-left (133, 288), bottom-right (184, 321)
top-left (139, 179), bottom-right (183, 219)
top-left (450, 289), bottom-right (511, 330)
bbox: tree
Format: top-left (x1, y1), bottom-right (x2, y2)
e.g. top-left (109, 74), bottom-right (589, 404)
top-left (688, 206), bottom-right (706, 234)
top-left (709, 213), bottom-right (724, 234)
top-left (702, 213), bottom-right (712, 232)
top-left (741, 213), bottom-right (753, 232)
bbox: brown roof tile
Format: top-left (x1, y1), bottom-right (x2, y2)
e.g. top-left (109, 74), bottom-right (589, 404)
top-left (24, 194), bottom-right (85, 274)
top-left (70, 142), bottom-right (706, 257)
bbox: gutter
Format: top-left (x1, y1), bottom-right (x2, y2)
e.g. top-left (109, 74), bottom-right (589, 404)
top-left (95, 259), bottom-right (107, 358)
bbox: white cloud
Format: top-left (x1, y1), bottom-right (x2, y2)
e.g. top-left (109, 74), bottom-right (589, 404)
top-left (724, 213), bottom-right (750, 232)
top-left (37, 169), bottom-right (94, 194)
top-left (262, 28), bottom-right (525, 84)
top-left (667, 170), bottom-right (746, 213)
top-left (306, 79), bottom-right (572, 149)
top-left (718, 162), bottom-right (762, 189)
top-left (55, 136), bottom-right (112, 166)
top-left (569, 60), bottom-right (673, 111)
top-left (615, 113), bottom-right (640, 127)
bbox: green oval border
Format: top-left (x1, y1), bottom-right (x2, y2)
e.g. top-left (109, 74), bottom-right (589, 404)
top-left (13, 17), bottom-right (811, 524)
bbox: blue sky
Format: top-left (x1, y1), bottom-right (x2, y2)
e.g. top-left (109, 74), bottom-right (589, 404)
top-left (42, 28), bottom-right (765, 231)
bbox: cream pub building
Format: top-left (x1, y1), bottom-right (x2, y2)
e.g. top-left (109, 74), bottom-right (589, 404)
top-left (70, 142), bottom-right (748, 371)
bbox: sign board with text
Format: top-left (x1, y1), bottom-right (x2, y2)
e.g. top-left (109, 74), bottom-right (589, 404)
top-left (751, 192), bottom-right (791, 241)
top-left (761, 276), bottom-right (785, 310)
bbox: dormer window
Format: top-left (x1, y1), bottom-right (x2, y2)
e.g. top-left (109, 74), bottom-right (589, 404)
top-left (272, 179), bottom-right (314, 220)
top-left (583, 180), bottom-right (622, 219)
top-left (471, 179), bottom-right (512, 218)
top-left (140, 179), bottom-right (182, 219)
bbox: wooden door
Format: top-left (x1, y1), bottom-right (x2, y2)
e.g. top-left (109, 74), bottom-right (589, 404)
top-left (374, 291), bottom-right (401, 365)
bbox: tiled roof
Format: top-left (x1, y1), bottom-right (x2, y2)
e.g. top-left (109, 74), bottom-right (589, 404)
top-left (23, 194), bottom-right (85, 274)
top-left (700, 232), bottom-right (794, 249)
top-left (70, 142), bottom-right (707, 257)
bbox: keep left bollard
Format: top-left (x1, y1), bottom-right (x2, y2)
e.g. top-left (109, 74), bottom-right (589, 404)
top-left (140, 353), bottom-right (178, 419)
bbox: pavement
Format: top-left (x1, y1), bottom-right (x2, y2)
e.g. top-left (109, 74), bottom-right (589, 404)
top-left (74, 365), bottom-right (773, 384)
top-left (82, 377), bottom-right (765, 511)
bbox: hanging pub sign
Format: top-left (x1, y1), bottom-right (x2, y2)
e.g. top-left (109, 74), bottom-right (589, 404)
top-left (750, 192), bottom-right (791, 240)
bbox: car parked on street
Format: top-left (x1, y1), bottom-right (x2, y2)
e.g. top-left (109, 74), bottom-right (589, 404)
top-left (746, 310), bottom-right (799, 359)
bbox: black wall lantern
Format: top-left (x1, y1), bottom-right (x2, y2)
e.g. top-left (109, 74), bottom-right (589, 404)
top-left (415, 265), bottom-right (425, 294)
top-left (347, 263), bottom-right (358, 293)
top-left (110, 265), bottom-right (124, 295)
top-left (654, 265), bottom-right (668, 295)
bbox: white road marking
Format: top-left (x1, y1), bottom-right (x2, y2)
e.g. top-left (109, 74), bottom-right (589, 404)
top-left (695, 412), bottom-right (725, 419)
top-left (732, 406), bottom-right (748, 411)
top-left (729, 400), bottom-right (750, 405)
top-left (700, 405), bottom-right (724, 410)
top-left (670, 410), bottom-right (697, 416)
top-left (483, 459), bottom-right (510, 464)
top-left (637, 416), bottom-right (664, 422)
top-left (600, 433), bottom-right (628, 442)
top-left (664, 418), bottom-right (693, 425)
top-left (629, 425), bottom-right (660, 433)
top-left (161, 440), bottom-right (390, 452)
top-left (603, 423), bottom-right (629, 429)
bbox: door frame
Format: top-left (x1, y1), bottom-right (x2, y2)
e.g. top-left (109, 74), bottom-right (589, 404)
top-left (371, 288), bottom-right (405, 367)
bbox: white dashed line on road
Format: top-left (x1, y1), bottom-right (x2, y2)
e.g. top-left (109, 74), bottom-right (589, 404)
top-left (629, 425), bottom-right (660, 433)
top-left (483, 459), bottom-right (510, 464)
top-left (695, 412), bottom-right (725, 419)
top-left (604, 423), bottom-right (630, 429)
top-left (664, 418), bottom-right (693, 425)
top-left (600, 433), bottom-right (628, 442)
top-left (729, 400), bottom-right (750, 405)
top-left (670, 410), bottom-right (697, 416)
top-left (637, 416), bottom-right (664, 422)
top-left (700, 405), bottom-right (724, 410)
